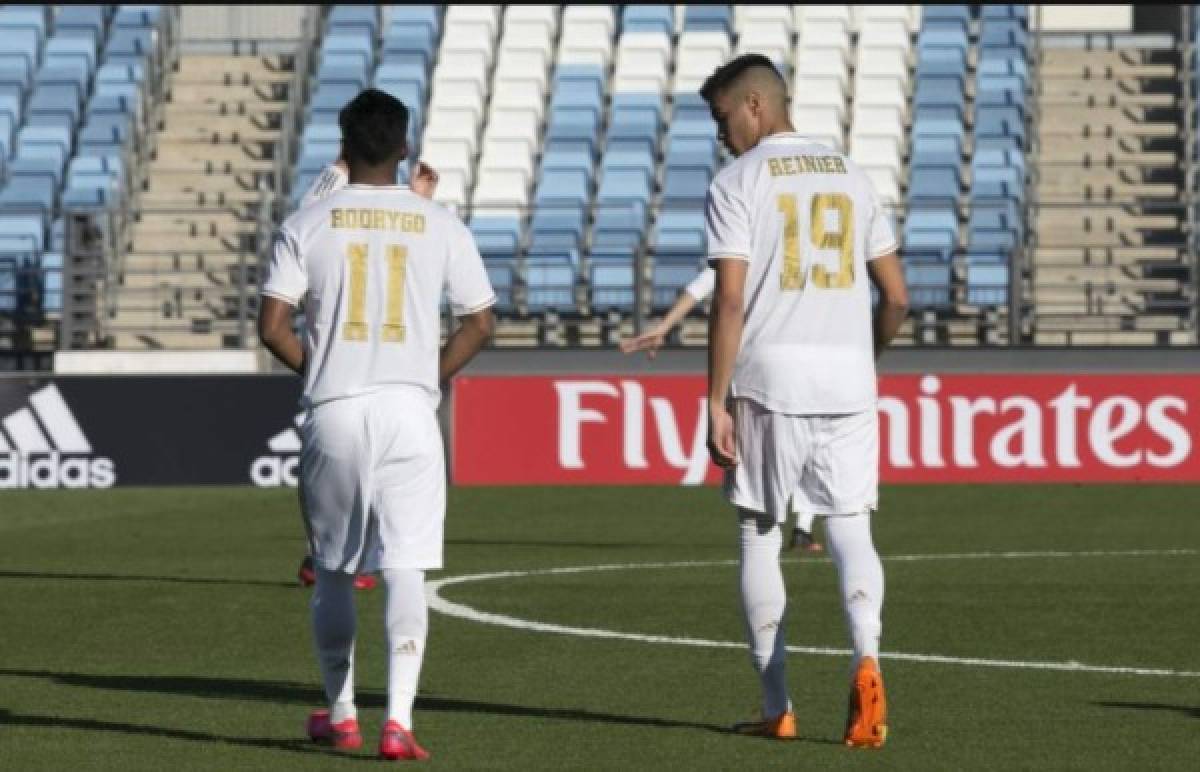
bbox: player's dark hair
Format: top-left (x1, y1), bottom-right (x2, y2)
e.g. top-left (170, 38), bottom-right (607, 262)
top-left (700, 54), bottom-right (785, 104)
top-left (339, 88), bottom-right (409, 166)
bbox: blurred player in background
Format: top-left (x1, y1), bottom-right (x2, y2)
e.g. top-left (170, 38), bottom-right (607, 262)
top-left (259, 89), bottom-right (495, 760)
top-left (701, 55), bottom-right (909, 748)
top-left (619, 264), bottom-right (823, 555)
top-left (293, 154), bottom-right (441, 591)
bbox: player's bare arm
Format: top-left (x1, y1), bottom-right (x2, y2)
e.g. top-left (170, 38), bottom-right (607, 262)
top-left (867, 252), bottom-right (909, 360)
top-left (707, 258), bottom-right (747, 468)
top-left (619, 292), bottom-right (698, 358)
top-left (258, 295), bottom-right (305, 375)
top-left (439, 307), bottom-right (495, 384)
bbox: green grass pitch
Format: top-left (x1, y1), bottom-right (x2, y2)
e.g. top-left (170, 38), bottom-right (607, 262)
top-left (1, 484), bottom-right (1198, 770)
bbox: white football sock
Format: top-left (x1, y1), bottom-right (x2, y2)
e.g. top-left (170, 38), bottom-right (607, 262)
top-left (738, 509), bottom-right (791, 718)
top-left (825, 513), bottom-right (884, 667)
top-left (794, 508), bottom-right (816, 536)
top-left (312, 568), bottom-right (357, 721)
top-left (383, 568), bottom-right (428, 729)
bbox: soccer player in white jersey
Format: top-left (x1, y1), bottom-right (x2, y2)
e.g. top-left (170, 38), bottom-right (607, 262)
top-left (620, 267), bottom-right (824, 554)
top-left (258, 89), bottom-right (496, 761)
top-left (700, 55), bottom-right (909, 748)
top-left (291, 155), bottom-right (440, 592)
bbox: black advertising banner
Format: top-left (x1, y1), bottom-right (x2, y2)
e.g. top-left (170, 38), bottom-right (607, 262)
top-left (0, 376), bottom-right (304, 488)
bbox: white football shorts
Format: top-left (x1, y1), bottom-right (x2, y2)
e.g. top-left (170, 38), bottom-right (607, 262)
top-left (725, 398), bottom-right (879, 523)
top-left (299, 386), bottom-right (445, 574)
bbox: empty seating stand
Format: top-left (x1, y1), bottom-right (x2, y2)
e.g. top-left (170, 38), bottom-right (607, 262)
top-left (902, 5), bottom-right (970, 310)
top-left (0, 5), bottom-right (165, 324)
top-left (965, 5), bottom-right (1029, 307)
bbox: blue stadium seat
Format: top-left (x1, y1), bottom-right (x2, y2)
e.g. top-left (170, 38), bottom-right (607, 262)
top-left (40, 250), bottom-right (61, 312)
top-left (980, 21), bottom-right (1028, 50)
top-left (597, 169), bottom-right (651, 205)
top-left (684, 5), bottom-right (732, 35)
top-left (328, 6), bottom-right (378, 37)
top-left (0, 214), bottom-right (46, 253)
top-left (529, 207), bottom-right (586, 251)
top-left (541, 141), bottom-right (594, 175)
top-left (593, 201), bottom-right (648, 255)
top-left (526, 257), bottom-right (576, 312)
top-left (483, 261), bottom-right (514, 314)
top-left (982, 5), bottom-right (1029, 21)
top-left (469, 215), bottom-right (522, 259)
top-left (0, 7), bottom-right (49, 39)
top-left (535, 169), bottom-right (590, 207)
top-left (621, 5), bottom-right (674, 36)
top-left (590, 260), bottom-right (634, 312)
top-left (661, 168), bottom-right (709, 206)
top-left (904, 261), bottom-right (953, 308)
top-left (971, 166), bottom-right (1023, 199)
top-left (113, 6), bottom-right (163, 29)
top-left (106, 27), bottom-right (157, 65)
top-left (921, 5), bottom-right (971, 28)
top-left (0, 256), bottom-right (15, 312)
top-left (966, 261), bottom-right (1008, 305)
top-left (10, 156), bottom-right (62, 187)
top-left (55, 6), bottom-right (109, 39)
top-left (652, 258), bottom-right (703, 310)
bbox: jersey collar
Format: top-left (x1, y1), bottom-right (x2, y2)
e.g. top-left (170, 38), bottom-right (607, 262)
top-left (759, 132), bottom-right (815, 145)
top-left (343, 183), bottom-right (413, 191)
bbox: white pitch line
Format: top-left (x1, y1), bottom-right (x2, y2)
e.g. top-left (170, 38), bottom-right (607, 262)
top-left (427, 550), bottom-right (1200, 679)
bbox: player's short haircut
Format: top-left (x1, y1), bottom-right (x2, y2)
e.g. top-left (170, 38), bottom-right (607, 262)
top-left (339, 88), bottom-right (409, 166)
top-left (700, 54), bottom-right (787, 105)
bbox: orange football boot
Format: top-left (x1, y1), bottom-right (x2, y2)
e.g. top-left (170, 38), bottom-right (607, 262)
top-left (733, 710), bottom-right (797, 739)
top-left (844, 656), bottom-right (887, 748)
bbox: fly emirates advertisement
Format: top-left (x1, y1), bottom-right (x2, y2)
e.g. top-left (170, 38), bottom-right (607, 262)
top-left (451, 374), bottom-right (1199, 485)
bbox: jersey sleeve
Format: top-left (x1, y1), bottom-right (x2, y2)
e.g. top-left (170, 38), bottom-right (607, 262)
top-left (446, 224), bottom-right (497, 316)
top-left (261, 226), bottom-right (307, 305)
top-left (684, 266), bottom-right (715, 300)
top-left (705, 171), bottom-right (752, 264)
top-left (866, 185), bottom-right (899, 259)
top-left (296, 164), bottom-right (348, 210)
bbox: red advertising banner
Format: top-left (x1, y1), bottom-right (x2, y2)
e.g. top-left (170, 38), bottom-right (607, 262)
top-left (451, 374), bottom-right (1200, 485)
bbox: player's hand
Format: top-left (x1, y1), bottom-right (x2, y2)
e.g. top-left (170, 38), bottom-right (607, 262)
top-left (618, 328), bottom-right (667, 358)
top-left (707, 403), bottom-right (738, 468)
top-left (411, 161), bottom-right (440, 199)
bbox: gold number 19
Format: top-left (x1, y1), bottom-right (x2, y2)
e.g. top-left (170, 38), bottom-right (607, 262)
top-left (343, 242), bottom-right (408, 343)
top-left (777, 192), bottom-right (855, 291)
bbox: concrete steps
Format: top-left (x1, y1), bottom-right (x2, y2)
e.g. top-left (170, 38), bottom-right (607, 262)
top-left (112, 51), bottom-right (290, 349)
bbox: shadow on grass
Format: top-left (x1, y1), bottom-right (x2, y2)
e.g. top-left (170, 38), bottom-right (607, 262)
top-left (0, 569), bottom-right (295, 589)
top-left (0, 709), bottom-right (372, 761)
top-left (445, 538), bottom-right (654, 549)
top-left (0, 668), bottom-right (823, 740)
top-left (1095, 701), bottom-right (1200, 719)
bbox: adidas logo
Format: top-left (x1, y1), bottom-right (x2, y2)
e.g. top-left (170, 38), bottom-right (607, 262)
top-left (250, 413), bottom-right (303, 487)
top-left (0, 384), bottom-right (116, 489)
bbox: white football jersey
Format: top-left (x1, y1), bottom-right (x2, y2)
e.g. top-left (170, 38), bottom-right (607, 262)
top-left (706, 133), bottom-right (898, 415)
top-left (297, 163), bottom-right (348, 210)
top-left (684, 266), bottom-right (715, 301)
top-left (263, 183), bottom-right (496, 407)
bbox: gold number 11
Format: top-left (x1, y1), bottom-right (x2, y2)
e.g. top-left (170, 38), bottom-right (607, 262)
top-left (342, 242), bottom-right (408, 343)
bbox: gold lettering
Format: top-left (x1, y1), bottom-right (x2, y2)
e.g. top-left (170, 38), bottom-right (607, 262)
top-left (343, 243), bottom-right (369, 341)
top-left (768, 158), bottom-right (783, 177)
top-left (781, 157), bottom-right (797, 175)
top-left (331, 209), bottom-right (343, 228)
top-left (810, 193), bottom-right (855, 289)
top-left (832, 157), bottom-right (847, 174)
